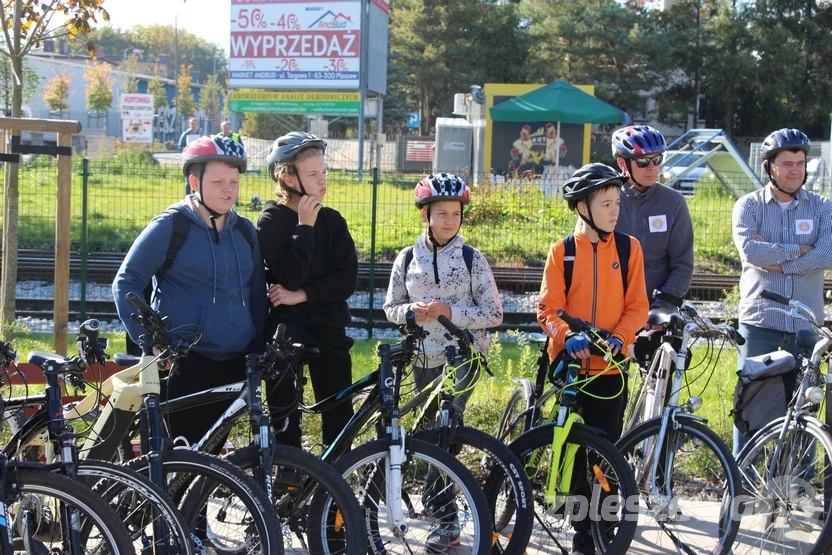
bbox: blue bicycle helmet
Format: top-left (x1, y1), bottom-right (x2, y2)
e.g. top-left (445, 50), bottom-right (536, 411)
top-left (611, 126), bottom-right (667, 159)
top-left (760, 128), bottom-right (810, 161)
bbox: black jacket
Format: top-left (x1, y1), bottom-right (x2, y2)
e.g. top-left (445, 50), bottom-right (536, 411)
top-left (256, 200), bottom-right (358, 335)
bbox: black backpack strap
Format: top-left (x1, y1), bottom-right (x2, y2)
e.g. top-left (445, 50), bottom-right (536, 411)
top-left (461, 244), bottom-right (474, 275)
top-left (403, 246), bottom-right (414, 275)
top-left (233, 217), bottom-right (255, 251)
top-left (563, 234), bottom-right (576, 296)
top-left (156, 208), bottom-right (191, 287)
top-left (613, 231), bottom-right (631, 295)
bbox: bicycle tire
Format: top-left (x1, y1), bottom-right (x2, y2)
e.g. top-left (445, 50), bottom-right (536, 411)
top-left (507, 422), bottom-right (639, 555)
top-left (496, 385), bottom-right (532, 444)
top-left (616, 415), bottom-right (742, 555)
top-left (8, 468), bottom-right (136, 554)
top-left (333, 437), bottom-right (492, 555)
top-left (413, 426), bottom-right (534, 555)
top-left (80, 459), bottom-right (196, 555)
top-left (225, 443), bottom-right (367, 555)
top-left (732, 414), bottom-right (832, 555)
top-left (126, 449), bottom-right (283, 555)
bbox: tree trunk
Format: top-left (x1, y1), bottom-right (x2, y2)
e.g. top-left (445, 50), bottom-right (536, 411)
top-left (1, 53), bottom-right (22, 340)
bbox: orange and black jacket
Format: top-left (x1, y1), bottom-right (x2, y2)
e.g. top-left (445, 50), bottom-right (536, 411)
top-left (537, 229), bottom-right (649, 374)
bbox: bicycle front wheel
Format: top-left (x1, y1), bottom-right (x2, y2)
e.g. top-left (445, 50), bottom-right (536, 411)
top-left (333, 438), bottom-right (492, 555)
top-left (732, 414), bottom-right (832, 555)
top-left (8, 468), bottom-right (136, 554)
top-left (496, 384), bottom-right (532, 444)
top-left (616, 415), bottom-right (741, 555)
top-left (507, 422), bottom-right (638, 555)
top-left (225, 443), bottom-right (367, 555)
top-left (127, 448), bottom-right (283, 554)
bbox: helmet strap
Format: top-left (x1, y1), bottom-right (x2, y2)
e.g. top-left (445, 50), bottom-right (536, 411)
top-left (578, 202), bottom-right (611, 242)
top-left (193, 164), bottom-right (226, 244)
top-left (764, 160), bottom-right (803, 199)
top-left (283, 164), bottom-right (308, 198)
top-left (424, 204), bottom-right (461, 285)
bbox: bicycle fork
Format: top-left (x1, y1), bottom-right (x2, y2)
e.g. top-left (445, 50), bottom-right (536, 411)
top-left (385, 424), bottom-right (409, 536)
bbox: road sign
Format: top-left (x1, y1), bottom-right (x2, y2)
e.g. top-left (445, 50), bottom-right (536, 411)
top-left (407, 111), bottom-right (420, 128)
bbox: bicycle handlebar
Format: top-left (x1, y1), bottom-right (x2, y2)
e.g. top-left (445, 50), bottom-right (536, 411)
top-left (556, 309), bottom-right (612, 340)
top-left (125, 291), bottom-right (172, 349)
top-left (437, 315), bottom-right (474, 350)
top-left (0, 339), bottom-right (17, 368)
top-left (761, 289), bottom-right (790, 306)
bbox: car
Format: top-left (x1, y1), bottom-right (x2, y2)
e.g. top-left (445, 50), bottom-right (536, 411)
top-left (660, 165), bottom-right (714, 195)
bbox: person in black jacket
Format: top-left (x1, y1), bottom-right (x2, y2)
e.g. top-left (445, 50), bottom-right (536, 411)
top-left (257, 132), bottom-right (358, 449)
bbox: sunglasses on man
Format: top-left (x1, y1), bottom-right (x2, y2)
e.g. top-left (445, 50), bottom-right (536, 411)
top-left (634, 154), bottom-right (664, 168)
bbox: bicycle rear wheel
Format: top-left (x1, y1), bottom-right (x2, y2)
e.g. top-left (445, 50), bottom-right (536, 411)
top-left (496, 385), bottom-right (532, 445)
top-left (616, 415), bottom-right (741, 555)
top-left (732, 415), bottom-right (832, 555)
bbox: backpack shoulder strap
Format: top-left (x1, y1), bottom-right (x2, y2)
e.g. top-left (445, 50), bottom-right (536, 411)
top-left (613, 231), bottom-right (631, 295)
top-left (156, 208), bottom-right (190, 286)
top-left (233, 217), bottom-right (256, 251)
top-left (563, 234), bottom-right (576, 296)
top-left (462, 244), bottom-right (476, 297)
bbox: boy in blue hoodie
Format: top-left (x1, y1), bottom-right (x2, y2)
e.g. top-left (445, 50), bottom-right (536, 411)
top-left (112, 136), bottom-right (267, 445)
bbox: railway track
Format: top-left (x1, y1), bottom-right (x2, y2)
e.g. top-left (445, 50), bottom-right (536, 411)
top-left (3, 249), bottom-right (750, 296)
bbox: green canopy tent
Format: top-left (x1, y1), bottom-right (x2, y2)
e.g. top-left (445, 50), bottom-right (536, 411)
top-left (489, 79), bottom-right (628, 172)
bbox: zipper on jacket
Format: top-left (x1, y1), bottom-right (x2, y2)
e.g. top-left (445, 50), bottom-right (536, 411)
top-left (589, 242), bottom-right (599, 374)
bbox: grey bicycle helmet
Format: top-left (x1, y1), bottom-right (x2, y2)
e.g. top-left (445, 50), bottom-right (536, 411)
top-left (266, 132), bottom-right (327, 183)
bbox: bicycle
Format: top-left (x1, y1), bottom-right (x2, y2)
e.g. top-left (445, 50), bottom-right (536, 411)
top-left (0, 338), bottom-right (136, 555)
top-left (295, 312), bottom-right (493, 555)
top-left (7, 294), bottom-right (283, 554)
top-left (382, 315), bottom-right (535, 555)
top-left (1, 320), bottom-right (197, 554)
top-left (111, 311), bottom-right (367, 555)
top-left (498, 309), bottom-right (639, 554)
top-left (613, 290), bottom-right (744, 554)
top-left (730, 289), bottom-right (832, 554)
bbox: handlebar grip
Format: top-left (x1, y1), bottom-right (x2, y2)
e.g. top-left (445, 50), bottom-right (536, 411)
top-left (405, 310), bottom-right (416, 327)
top-left (733, 329), bottom-right (746, 346)
top-left (126, 291), bottom-right (151, 313)
top-left (761, 289), bottom-right (790, 306)
top-left (272, 323), bottom-right (286, 344)
top-left (80, 319), bottom-right (100, 344)
top-left (437, 314), bottom-right (461, 336)
top-left (556, 309), bottom-right (585, 333)
top-left (653, 289), bottom-right (684, 308)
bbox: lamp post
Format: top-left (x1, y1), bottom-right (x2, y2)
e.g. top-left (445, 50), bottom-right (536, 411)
top-left (174, 13), bottom-right (180, 134)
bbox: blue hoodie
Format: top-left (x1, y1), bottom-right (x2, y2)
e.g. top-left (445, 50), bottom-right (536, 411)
top-left (112, 197), bottom-right (267, 360)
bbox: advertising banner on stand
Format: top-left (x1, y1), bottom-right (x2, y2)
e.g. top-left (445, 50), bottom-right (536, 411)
top-left (120, 94), bottom-right (154, 143)
top-left (230, 0), bottom-right (361, 90)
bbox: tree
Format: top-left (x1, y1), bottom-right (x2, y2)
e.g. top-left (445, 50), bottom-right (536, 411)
top-left (198, 73), bottom-right (222, 128)
top-left (148, 75), bottom-right (168, 110)
top-left (0, 0), bottom-right (109, 339)
top-left (84, 60), bottom-right (113, 112)
top-left (0, 54), bottom-right (40, 110)
top-left (121, 52), bottom-right (139, 94)
top-left (43, 71), bottom-right (70, 113)
top-left (175, 63), bottom-right (196, 119)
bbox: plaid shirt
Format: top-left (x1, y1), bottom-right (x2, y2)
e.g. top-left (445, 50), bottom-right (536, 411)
top-left (732, 185), bottom-right (832, 332)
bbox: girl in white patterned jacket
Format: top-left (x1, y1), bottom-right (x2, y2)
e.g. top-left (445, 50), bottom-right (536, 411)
top-left (383, 172), bottom-right (503, 550)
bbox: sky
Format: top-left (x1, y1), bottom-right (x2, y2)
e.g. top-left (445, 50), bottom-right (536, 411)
top-left (100, 0), bottom-right (231, 54)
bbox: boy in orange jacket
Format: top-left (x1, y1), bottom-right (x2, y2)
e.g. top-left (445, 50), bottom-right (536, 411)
top-left (537, 163), bottom-right (648, 554)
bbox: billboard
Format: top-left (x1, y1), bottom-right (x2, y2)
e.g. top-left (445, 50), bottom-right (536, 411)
top-left (230, 0), bottom-right (361, 90)
top-left (228, 91), bottom-right (360, 114)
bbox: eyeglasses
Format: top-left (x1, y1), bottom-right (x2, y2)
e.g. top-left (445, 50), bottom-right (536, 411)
top-left (634, 154), bottom-right (664, 168)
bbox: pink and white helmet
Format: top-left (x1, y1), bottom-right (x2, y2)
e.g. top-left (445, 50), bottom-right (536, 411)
top-left (414, 173), bottom-right (470, 208)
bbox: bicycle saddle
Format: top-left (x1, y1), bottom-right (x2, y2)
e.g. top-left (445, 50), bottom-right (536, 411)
top-left (27, 351), bottom-right (65, 367)
top-left (528, 333), bottom-right (548, 345)
top-left (647, 307), bottom-right (677, 327)
top-left (114, 353), bottom-right (141, 367)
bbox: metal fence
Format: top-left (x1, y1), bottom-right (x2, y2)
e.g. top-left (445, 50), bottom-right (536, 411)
top-left (1, 154), bottom-right (757, 269)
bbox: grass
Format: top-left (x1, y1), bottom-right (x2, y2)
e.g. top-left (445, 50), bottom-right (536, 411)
top-left (3, 156), bottom-right (744, 271)
top-left (6, 330), bottom-right (739, 450)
